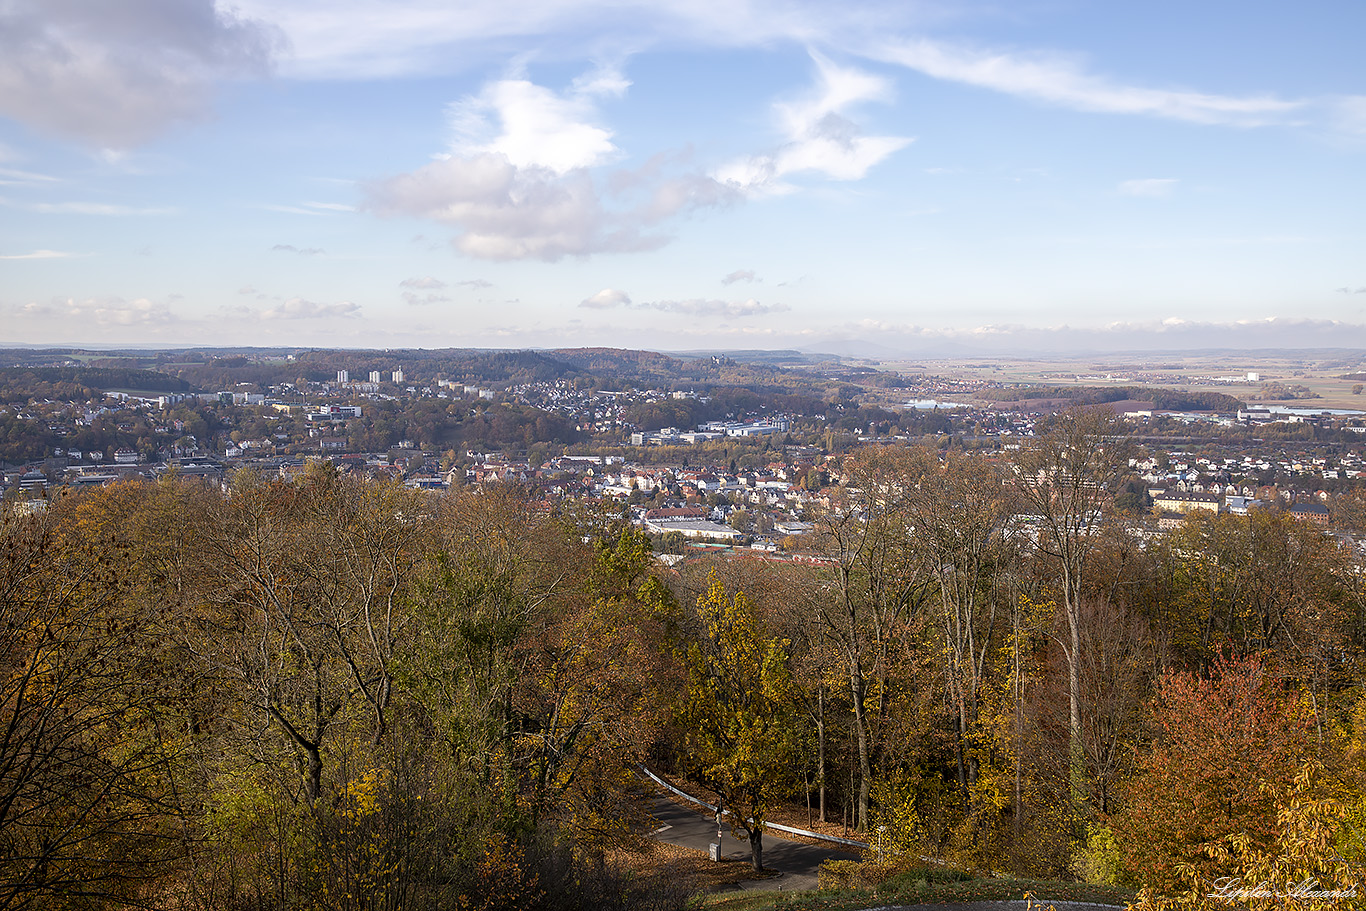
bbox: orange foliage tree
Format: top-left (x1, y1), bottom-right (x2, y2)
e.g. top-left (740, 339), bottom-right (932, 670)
top-left (1114, 654), bottom-right (1314, 892)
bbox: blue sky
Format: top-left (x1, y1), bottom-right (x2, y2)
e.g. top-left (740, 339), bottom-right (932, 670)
top-left (2, 0), bottom-right (1364, 354)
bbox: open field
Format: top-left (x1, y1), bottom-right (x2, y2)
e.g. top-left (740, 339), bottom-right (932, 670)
top-left (874, 351), bottom-right (1366, 410)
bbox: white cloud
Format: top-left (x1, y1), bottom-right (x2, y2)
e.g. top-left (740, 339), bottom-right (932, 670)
top-left (22, 201), bottom-right (177, 216)
top-left (717, 52), bottom-right (912, 195)
top-left (576, 292), bottom-right (792, 320)
top-left (260, 205), bottom-right (320, 215)
top-left (817, 316), bottom-right (1366, 354)
top-left (0, 249), bottom-right (75, 260)
top-left (576, 288), bottom-right (784, 317)
top-left (651, 298), bottom-right (779, 316)
top-left (272, 244), bottom-right (326, 255)
top-left (401, 291), bottom-right (452, 305)
top-left (449, 76), bottom-right (620, 174)
top-left (368, 69), bottom-right (735, 261)
top-left (0, 0), bottom-right (279, 147)
top-left (260, 298), bottom-right (361, 319)
top-left (571, 62), bottom-right (632, 99)
top-left (400, 276), bottom-right (447, 289)
top-left (229, 0), bottom-right (887, 80)
top-left (370, 155), bottom-right (654, 260)
top-left (261, 201), bottom-right (354, 215)
top-left (398, 277), bottom-right (455, 303)
top-left (722, 269), bottom-right (758, 285)
top-left (1330, 96), bottom-right (1366, 138)
top-left (15, 295), bottom-right (174, 327)
top-left (639, 298), bottom-right (788, 317)
top-left (875, 38), bottom-right (1303, 127)
top-left (581, 288), bottom-right (632, 308)
top-left (1118, 178), bottom-right (1178, 197)
top-left (0, 166), bottom-right (59, 186)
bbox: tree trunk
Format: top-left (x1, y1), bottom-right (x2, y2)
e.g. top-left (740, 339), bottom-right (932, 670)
top-left (817, 685), bottom-right (826, 823)
top-left (1067, 592), bottom-right (1085, 815)
top-left (748, 827), bottom-right (764, 871)
top-left (1013, 608), bottom-right (1023, 841)
top-left (850, 659), bottom-right (870, 830)
top-left (305, 744), bottom-right (322, 805)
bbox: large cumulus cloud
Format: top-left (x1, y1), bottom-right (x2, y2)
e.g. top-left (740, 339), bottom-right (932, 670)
top-left (0, 0), bottom-right (279, 147)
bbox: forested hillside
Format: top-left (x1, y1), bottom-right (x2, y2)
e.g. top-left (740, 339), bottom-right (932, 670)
top-left (976, 384), bottom-right (1246, 413)
top-left (3, 416), bottom-right (1363, 908)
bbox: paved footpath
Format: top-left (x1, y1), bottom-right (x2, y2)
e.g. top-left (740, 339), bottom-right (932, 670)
top-left (646, 796), bottom-right (1126, 910)
top-left (865, 903), bottom-right (1125, 911)
top-left (646, 795), bottom-right (860, 891)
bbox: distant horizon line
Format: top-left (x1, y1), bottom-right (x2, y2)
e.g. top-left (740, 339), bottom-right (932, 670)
top-left (4, 342), bottom-right (1366, 361)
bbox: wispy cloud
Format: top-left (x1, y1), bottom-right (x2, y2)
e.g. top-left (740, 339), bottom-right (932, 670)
top-left (229, 0), bottom-right (885, 80)
top-left (1331, 96), bottom-right (1366, 137)
top-left (639, 298), bottom-right (789, 317)
top-left (874, 37), bottom-right (1303, 127)
top-left (400, 276), bottom-right (446, 289)
top-left (721, 269), bottom-right (759, 285)
top-left (578, 289), bottom-right (787, 317)
top-left (717, 51), bottom-right (912, 195)
top-left (0, 166), bottom-right (60, 186)
top-left (1118, 178), bottom-right (1178, 197)
top-left (261, 200), bottom-right (355, 215)
top-left (271, 244), bottom-right (326, 255)
top-left (0, 249), bottom-right (77, 260)
top-left (21, 200), bottom-right (176, 215)
top-left (825, 316), bottom-right (1366, 354)
top-left (14, 295), bottom-right (175, 327)
top-left (400, 281), bottom-right (452, 305)
top-left (401, 292), bottom-right (452, 305)
top-left (260, 297), bottom-right (361, 319)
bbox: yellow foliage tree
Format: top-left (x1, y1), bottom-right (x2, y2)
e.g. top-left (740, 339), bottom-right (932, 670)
top-left (679, 572), bottom-right (800, 871)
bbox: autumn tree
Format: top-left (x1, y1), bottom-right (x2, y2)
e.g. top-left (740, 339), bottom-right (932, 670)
top-left (901, 447), bottom-right (1016, 809)
top-left (0, 489), bottom-right (202, 909)
top-left (1014, 406), bottom-right (1129, 812)
top-left (515, 527), bottom-right (685, 841)
top-left (1129, 762), bottom-right (1360, 911)
top-left (402, 484), bottom-right (584, 829)
top-left (1114, 654), bottom-right (1314, 892)
top-left (193, 466), bottom-right (428, 807)
top-left (678, 573), bottom-right (800, 870)
top-left (809, 446), bottom-right (931, 829)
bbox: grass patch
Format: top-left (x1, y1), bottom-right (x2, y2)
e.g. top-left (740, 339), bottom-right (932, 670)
top-left (688, 868), bottom-right (1135, 911)
top-left (610, 840), bottom-right (774, 902)
top-left (696, 893), bottom-right (790, 911)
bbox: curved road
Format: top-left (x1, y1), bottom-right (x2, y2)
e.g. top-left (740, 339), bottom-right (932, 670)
top-left (644, 797), bottom-right (1125, 911)
top-left (646, 798), bottom-right (1126, 911)
top-left (646, 795), bottom-right (859, 890)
